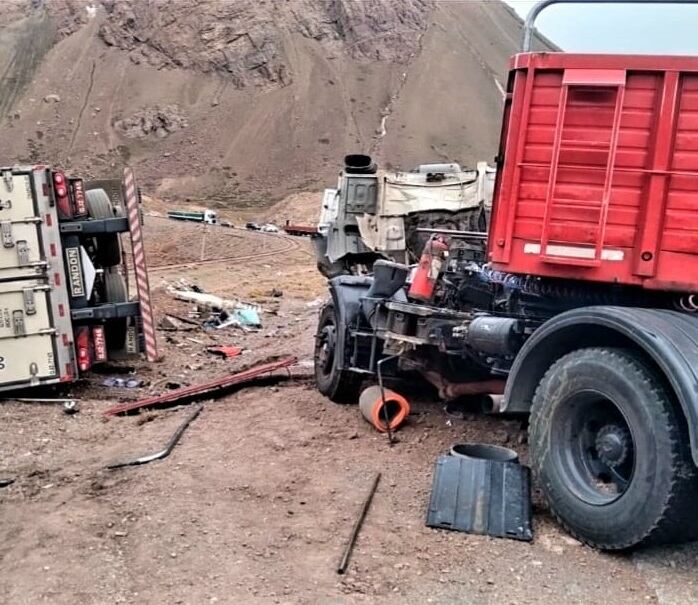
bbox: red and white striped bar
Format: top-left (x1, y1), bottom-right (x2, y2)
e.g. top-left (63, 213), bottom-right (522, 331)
top-left (123, 167), bottom-right (159, 362)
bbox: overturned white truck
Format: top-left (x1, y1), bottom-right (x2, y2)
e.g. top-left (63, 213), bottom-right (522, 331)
top-left (315, 154), bottom-right (495, 277)
top-left (0, 165), bottom-right (153, 393)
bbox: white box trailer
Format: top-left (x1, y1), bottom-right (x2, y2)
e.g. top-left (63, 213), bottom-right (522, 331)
top-left (0, 165), bottom-right (156, 392)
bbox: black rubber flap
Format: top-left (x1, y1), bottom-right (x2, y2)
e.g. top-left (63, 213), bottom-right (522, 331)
top-left (426, 454), bottom-right (533, 541)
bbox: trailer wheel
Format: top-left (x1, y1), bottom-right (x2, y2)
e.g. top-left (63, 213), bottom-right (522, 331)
top-left (103, 269), bottom-right (128, 351)
top-left (86, 189), bottom-right (122, 266)
top-left (86, 189), bottom-right (115, 219)
top-left (314, 303), bottom-right (363, 404)
top-left (529, 347), bottom-right (698, 550)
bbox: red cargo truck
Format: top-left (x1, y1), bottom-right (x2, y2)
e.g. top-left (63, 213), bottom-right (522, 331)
top-left (313, 0), bottom-right (698, 549)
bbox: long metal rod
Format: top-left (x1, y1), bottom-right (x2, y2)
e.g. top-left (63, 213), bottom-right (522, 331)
top-left (523, 0), bottom-right (698, 52)
top-left (415, 227), bottom-right (487, 239)
top-left (377, 353), bottom-right (403, 446)
top-left (2, 398), bottom-right (78, 404)
top-left (106, 404), bottom-right (203, 469)
top-left (337, 472), bottom-right (381, 575)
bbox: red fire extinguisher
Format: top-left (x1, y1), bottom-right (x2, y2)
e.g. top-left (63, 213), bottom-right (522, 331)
top-left (408, 235), bottom-right (449, 302)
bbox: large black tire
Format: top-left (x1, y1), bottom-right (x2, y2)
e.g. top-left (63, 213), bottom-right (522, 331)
top-left (314, 303), bottom-right (363, 404)
top-left (103, 269), bottom-right (128, 351)
top-left (86, 189), bottom-right (115, 219)
top-left (529, 347), bottom-right (698, 550)
top-left (86, 189), bottom-right (122, 266)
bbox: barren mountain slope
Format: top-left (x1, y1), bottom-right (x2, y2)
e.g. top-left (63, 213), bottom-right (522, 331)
top-left (0, 0), bottom-right (534, 207)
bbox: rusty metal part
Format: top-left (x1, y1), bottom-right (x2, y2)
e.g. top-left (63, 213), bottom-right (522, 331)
top-left (337, 472), bottom-right (381, 575)
top-left (103, 356), bottom-right (297, 416)
top-left (107, 404), bottom-right (203, 469)
top-left (415, 227), bottom-right (487, 239)
top-left (421, 369), bottom-right (505, 401)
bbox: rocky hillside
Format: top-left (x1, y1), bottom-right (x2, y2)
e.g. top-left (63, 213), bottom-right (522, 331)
top-left (0, 0), bottom-right (541, 207)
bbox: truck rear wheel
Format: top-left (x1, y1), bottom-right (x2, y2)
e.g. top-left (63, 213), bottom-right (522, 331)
top-left (103, 269), bottom-right (128, 351)
top-left (86, 189), bottom-right (122, 266)
top-left (314, 303), bottom-right (362, 404)
top-left (529, 347), bottom-right (698, 550)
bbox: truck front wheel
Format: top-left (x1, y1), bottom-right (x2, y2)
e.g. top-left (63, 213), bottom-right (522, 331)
top-left (314, 303), bottom-right (362, 404)
top-left (529, 347), bottom-right (698, 550)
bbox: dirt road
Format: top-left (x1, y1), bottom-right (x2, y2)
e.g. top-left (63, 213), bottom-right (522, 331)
top-left (1, 217), bottom-right (697, 604)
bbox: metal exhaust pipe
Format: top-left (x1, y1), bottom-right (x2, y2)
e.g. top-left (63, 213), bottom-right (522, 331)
top-left (481, 394), bottom-right (506, 415)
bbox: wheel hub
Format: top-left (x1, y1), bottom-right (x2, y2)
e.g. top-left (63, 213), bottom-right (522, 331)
top-left (595, 424), bottom-right (631, 468)
top-left (316, 324), bottom-right (336, 373)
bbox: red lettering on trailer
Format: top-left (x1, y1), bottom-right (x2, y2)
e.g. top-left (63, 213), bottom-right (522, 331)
top-left (58, 303), bottom-right (65, 317)
top-left (45, 214), bottom-right (52, 227)
top-left (72, 180), bottom-right (87, 216)
top-left (92, 326), bottom-right (107, 362)
top-left (54, 272), bottom-right (61, 286)
top-left (50, 243), bottom-right (56, 257)
top-left (62, 333), bottom-right (69, 346)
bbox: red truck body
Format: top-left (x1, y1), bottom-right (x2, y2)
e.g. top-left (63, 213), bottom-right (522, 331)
top-left (489, 52), bottom-right (698, 292)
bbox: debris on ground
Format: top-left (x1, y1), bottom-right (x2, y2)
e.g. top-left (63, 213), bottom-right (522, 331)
top-left (158, 316), bottom-right (196, 332)
top-left (107, 404), bottom-right (204, 469)
top-left (102, 377), bottom-right (146, 388)
top-left (207, 346), bottom-right (243, 358)
top-left (173, 289), bottom-right (239, 311)
top-left (358, 385), bottom-right (410, 433)
top-left (103, 356), bottom-right (298, 416)
top-left (63, 400), bottom-right (79, 415)
top-left (426, 444), bottom-right (532, 542)
top-left (2, 398), bottom-right (79, 406)
top-left (337, 472), bottom-right (381, 575)
top-left (0, 478), bottom-right (15, 488)
top-left (172, 287), bottom-right (263, 330)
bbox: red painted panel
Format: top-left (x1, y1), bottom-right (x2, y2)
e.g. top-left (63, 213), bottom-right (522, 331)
top-left (490, 53), bottom-right (698, 292)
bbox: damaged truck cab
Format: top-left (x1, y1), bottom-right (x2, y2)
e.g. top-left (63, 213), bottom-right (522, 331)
top-left (315, 154), bottom-right (495, 277)
top-left (314, 49), bottom-right (698, 550)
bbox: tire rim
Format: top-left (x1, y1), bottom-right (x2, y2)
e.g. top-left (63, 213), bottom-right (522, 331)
top-left (315, 319), bottom-right (336, 377)
top-left (550, 389), bottom-right (636, 505)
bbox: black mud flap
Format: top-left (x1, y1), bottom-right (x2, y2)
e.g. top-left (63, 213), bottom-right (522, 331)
top-left (426, 454), bottom-right (533, 541)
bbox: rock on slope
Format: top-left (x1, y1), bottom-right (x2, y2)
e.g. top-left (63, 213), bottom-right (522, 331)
top-left (0, 0), bottom-right (534, 207)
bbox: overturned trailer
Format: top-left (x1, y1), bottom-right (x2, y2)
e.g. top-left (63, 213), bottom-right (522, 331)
top-left (0, 165), bottom-right (155, 393)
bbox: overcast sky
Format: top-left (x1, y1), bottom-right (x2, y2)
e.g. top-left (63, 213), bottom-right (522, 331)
top-left (504, 0), bottom-right (698, 54)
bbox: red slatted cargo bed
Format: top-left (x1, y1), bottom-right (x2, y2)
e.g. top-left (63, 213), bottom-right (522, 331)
top-left (489, 53), bottom-right (698, 292)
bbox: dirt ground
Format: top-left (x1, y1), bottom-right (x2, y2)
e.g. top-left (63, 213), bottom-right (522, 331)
top-left (2, 217), bottom-right (698, 605)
